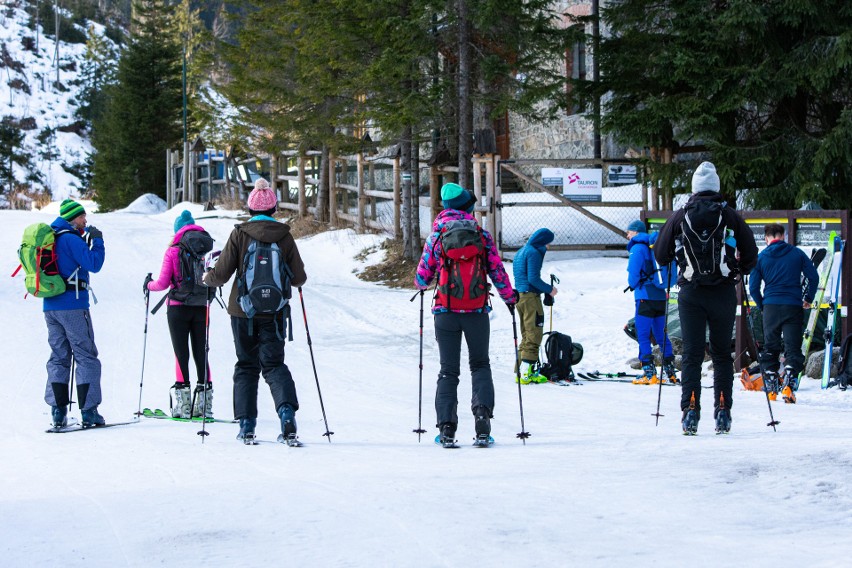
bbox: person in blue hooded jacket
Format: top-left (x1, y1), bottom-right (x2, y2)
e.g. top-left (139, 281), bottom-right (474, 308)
top-left (626, 220), bottom-right (676, 385)
top-left (44, 199), bottom-right (106, 428)
top-left (749, 223), bottom-right (819, 403)
top-left (512, 228), bottom-right (557, 383)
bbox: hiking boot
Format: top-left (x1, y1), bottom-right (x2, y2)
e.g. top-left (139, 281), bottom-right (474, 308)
top-left (278, 404), bottom-right (297, 437)
top-left (780, 366), bottom-right (798, 404)
top-left (81, 407), bottom-right (106, 427)
top-left (51, 405), bottom-right (67, 428)
top-left (663, 358), bottom-right (679, 384)
top-left (172, 383), bottom-right (193, 418)
top-left (714, 408), bottom-right (732, 434)
top-left (237, 417), bottom-right (256, 440)
top-left (682, 408), bottom-right (699, 435)
top-left (439, 422), bottom-right (457, 446)
top-left (634, 363), bottom-right (656, 385)
top-left (765, 371), bottom-right (779, 401)
top-left (473, 406), bottom-right (491, 437)
top-left (193, 384), bottom-right (214, 418)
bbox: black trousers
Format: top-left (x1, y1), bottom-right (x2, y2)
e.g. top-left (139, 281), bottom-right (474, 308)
top-left (678, 284), bottom-right (737, 417)
top-left (759, 303), bottom-right (805, 375)
top-left (167, 304), bottom-right (209, 384)
top-left (434, 311), bottom-right (494, 427)
top-left (231, 315), bottom-right (298, 420)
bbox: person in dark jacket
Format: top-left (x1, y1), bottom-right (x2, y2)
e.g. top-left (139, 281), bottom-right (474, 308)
top-left (44, 199), bottom-right (106, 428)
top-left (202, 179), bottom-right (307, 442)
top-left (145, 210), bottom-right (215, 418)
top-left (415, 182), bottom-right (516, 446)
top-left (749, 223), bottom-right (818, 403)
top-left (512, 228), bottom-right (557, 384)
top-left (625, 220), bottom-right (676, 385)
top-left (654, 162), bottom-right (758, 434)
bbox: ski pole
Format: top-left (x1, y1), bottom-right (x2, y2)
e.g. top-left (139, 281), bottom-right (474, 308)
top-left (740, 278), bottom-right (779, 431)
top-left (410, 290), bottom-right (427, 441)
top-left (548, 274), bottom-right (559, 333)
top-left (510, 306), bottom-right (531, 444)
top-left (69, 355), bottom-right (76, 414)
top-left (135, 274), bottom-right (152, 421)
top-left (197, 287), bottom-right (212, 442)
top-left (652, 268), bottom-right (672, 425)
top-left (298, 287), bottom-right (334, 441)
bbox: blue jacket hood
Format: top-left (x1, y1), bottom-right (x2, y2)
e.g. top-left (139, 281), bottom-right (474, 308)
top-left (627, 231), bottom-right (657, 252)
top-left (527, 228), bottom-right (554, 250)
top-left (763, 240), bottom-right (794, 258)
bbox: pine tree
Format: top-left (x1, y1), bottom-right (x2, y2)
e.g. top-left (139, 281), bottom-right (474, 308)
top-left (91, 0), bottom-right (182, 210)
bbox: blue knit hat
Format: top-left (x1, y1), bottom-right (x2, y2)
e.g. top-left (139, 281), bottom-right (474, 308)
top-left (626, 219), bottom-right (647, 233)
top-left (441, 183), bottom-right (476, 213)
top-left (174, 210), bottom-right (195, 233)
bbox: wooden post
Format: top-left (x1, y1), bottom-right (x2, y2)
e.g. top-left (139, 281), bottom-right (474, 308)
top-left (494, 156), bottom-right (503, 257)
top-left (472, 155), bottom-right (483, 224)
top-left (298, 155), bottom-right (307, 217)
top-left (393, 157), bottom-right (401, 238)
top-left (485, 154), bottom-right (496, 239)
top-left (430, 166), bottom-right (441, 225)
top-left (270, 154), bottom-right (279, 204)
top-left (369, 161), bottom-right (377, 221)
top-left (329, 153), bottom-right (338, 225)
top-left (357, 153), bottom-right (366, 231)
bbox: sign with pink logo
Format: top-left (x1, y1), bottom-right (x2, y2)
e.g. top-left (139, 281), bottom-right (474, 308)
top-left (563, 168), bottom-right (602, 202)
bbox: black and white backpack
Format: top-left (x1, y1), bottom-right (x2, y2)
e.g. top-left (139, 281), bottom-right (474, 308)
top-left (237, 239), bottom-right (294, 338)
top-left (539, 332), bottom-right (584, 382)
top-left (675, 200), bottom-right (739, 284)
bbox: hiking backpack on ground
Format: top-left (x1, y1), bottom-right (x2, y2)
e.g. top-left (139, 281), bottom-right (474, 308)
top-left (675, 200), bottom-right (738, 283)
top-left (834, 334), bottom-right (852, 390)
top-left (237, 239), bottom-right (294, 337)
top-left (539, 332), bottom-right (584, 381)
top-left (169, 230), bottom-right (215, 306)
top-left (13, 223), bottom-right (73, 298)
top-left (435, 219), bottom-right (489, 311)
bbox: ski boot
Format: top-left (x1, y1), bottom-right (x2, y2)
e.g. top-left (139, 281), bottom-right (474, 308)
top-left (473, 406), bottom-right (492, 447)
top-left (437, 422), bottom-right (458, 448)
top-left (634, 363), bottom-right (656, 385)
top-left (276, 404), bottom-right (301, 446)
top-left (663, 357), bottom-right (679, 384)
top-left (171, 383), bottom-right (193, 418)
top-left (682, 393), bottom-right (699, 435)
top-left (781, 366), bottom-right (798, 404)
top-left (81, 407), bottom-right (106, 428)
top-left (193, 384), bottom-right (214, 418)
top-left (51, 405), bottom-right (68, 428)
top-left (764, 371), bottom-right (780, 401)
top-left (715, 394), bottom-right (731, 434)
top-left (516, 362), bottom-right (544, 384)
top-left (237, 417), bottom-right (257, 444)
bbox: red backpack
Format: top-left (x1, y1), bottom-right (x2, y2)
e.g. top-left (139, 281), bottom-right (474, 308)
top-left (435, 219), bottom-right (489, 310)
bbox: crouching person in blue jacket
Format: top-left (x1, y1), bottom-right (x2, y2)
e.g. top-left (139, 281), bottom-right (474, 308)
top-left (44, 199), bottom-right (106, 428)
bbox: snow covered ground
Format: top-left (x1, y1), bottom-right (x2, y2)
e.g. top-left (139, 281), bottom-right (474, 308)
top-left (2, 202), bottom-right (852, 567)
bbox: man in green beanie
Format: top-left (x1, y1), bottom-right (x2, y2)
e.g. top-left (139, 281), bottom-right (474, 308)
top-left (45, 199), bottom-right (107, 428)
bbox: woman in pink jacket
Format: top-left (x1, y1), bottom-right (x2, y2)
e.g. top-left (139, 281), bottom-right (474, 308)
top-left (145, 210), bottom-right (214, 418)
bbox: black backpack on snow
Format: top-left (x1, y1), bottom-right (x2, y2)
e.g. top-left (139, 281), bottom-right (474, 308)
top-left (835, 333), bottom-right (852, 390)
top-left (675, 199), bottom-right (739, 284)
top-left (539, 332), bottom-right (584, 381)
top-left (169, 230), bottom-right (214, 306)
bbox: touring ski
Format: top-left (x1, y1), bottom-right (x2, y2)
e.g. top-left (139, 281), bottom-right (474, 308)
top-left (47, 421), bottom-right (137, 433)
top-left (822, 238), bottom-right (845, 389)
top-left (141, 407), bottom-right (236, 424)
top-left (800, 232), bottom-right (838, 390)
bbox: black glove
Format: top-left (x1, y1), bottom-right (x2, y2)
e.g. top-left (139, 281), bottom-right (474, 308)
top-left (87, 226), bottom-right (103, 241)
top-left (143, 273), bottom-right (153, 295)
top-left (507, 289), bottom-right (519, 305)
top-left (543, 293), bottom-right (554, 307)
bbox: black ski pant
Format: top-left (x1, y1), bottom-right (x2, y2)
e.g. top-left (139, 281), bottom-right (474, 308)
top-left (231, 315), bottom-right (298, 420)
top-left (678, 284), bottom-right (737, 418)
top-left (759, 303), bottom-right (805, 375)
top-left (167, 304), bottom-right (209, 385)
top-left (434, 311), bottom-right (494, 427)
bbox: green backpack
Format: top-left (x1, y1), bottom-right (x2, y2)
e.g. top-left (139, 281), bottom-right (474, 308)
top-left (14, 223), bottom-right (70, 298)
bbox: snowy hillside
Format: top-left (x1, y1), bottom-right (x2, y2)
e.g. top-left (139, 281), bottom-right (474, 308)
top-left (0, 2), bottom-right (108, 203)
top-left (2, 204), bottom-right (852, 566)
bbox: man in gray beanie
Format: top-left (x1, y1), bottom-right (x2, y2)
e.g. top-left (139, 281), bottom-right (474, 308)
top-left (653, 161), bottom-right (758, 435)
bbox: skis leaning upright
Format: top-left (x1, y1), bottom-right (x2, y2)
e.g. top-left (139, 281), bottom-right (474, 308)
top-left (822, 238), bottom-right (846, 389)
top-left (799, 231), bottom-right (838, 390)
